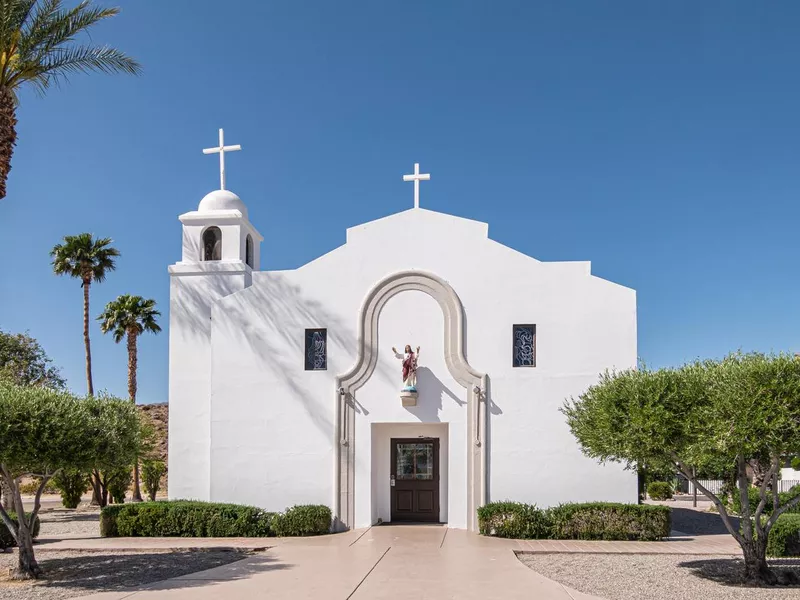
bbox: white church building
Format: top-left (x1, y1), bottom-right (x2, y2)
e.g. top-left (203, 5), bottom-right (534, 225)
top-left (168, 131), bottom-right (638, 531)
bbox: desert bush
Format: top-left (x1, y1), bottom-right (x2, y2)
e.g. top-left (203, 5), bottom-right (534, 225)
top-left (766, 514), bottom-right (800, 557)
top-left (647, 481), bottom-right (673, 501)
top-left (477, 501), bottom-right (550, 539)
top-left (18, 478), bottom-right (58, 495)
top-left (271, 505), bottom-right (332, 537)
top-left (548, 502), bottom-right (671, 541)
top-left (101, 501), bottom-right (274, 537)
top-left (53, 469), bottom-right (90, 509)
top-left (141, 459), bottom-right (166, 502)
top-left (0, 513), bottom-right (40, 549)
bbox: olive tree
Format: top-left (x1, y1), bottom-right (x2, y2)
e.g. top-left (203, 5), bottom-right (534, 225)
top-left (562, 353), bottom-right (800, 585)
top-left (0, 382), bottom-right (140, 579)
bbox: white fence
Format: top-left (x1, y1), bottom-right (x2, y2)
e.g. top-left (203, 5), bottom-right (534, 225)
top-left (684, 479), bottom-right (800, 496)
top-left (687, 479), bottom-right (724, 495)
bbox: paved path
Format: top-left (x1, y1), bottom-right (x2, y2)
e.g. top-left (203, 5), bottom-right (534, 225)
top-left (54, 526), bottom-right (740, 600)
top-left (65, 526), bottom-right (605, 600)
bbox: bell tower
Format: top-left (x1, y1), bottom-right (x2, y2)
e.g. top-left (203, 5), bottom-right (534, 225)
top-left (167, 128), bottom-right (262, 501)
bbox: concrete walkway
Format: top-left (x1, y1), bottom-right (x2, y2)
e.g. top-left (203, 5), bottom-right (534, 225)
top-left (66, 525), bottom-right (610, 600)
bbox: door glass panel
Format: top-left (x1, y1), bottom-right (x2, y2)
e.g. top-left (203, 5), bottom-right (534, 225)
top-left (396, 443), bottom-right (434, 480)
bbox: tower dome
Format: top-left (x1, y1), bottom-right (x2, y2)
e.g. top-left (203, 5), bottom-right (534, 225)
top-left (197, 189), bottom-right (248, 218)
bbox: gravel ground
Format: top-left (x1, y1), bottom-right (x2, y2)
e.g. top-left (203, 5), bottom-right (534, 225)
top-left (519, 553), bottom-right (800, 600)
top-left (36, 508), bottom-right (101, 538)
top-left (0, 509), bottom-right (251, 600)
top-left (0, 549), bottom-right (251, 600)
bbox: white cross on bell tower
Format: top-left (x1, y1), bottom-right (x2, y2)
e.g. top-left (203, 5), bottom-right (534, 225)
top-left (203, 128), bottom-right (241, 191)
top-left (403, 162), bottom-right (431, 209)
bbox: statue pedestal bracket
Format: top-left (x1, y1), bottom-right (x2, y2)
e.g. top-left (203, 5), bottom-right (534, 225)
top-left (400, 390), bottom-right (418, 407)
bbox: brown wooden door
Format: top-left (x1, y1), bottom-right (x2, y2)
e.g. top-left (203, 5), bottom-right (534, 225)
top-left (390, 438), bottom-right (440, 523)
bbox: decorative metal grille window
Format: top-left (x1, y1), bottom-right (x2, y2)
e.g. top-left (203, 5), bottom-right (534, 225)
top-left (512, 324), bottom-right (536, 367)
top-left (304, 328), bottom-right (327, 371)
top-left (245, 234), bottom-right (253, 268)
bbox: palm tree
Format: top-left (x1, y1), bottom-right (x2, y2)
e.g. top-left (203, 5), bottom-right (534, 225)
top-left (0, 1), bottom-right (140, 199)
top-left (98, 294), bottom-right (161, 502)
top-left (51, 233), bottom-right (119, 396)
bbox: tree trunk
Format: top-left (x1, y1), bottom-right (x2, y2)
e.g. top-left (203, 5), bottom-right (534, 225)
top-left (90, 471), bottom-right (103, 506)
top-left (12, 525), bottom-right (40, 580)
top-left (101, 470), bottom-right (109, 507)
top-left (0, 477), bottom-right (11, 511)
top-left (3, 472), bottom-right (41, 579)
top-left (0, 88), bottom-right (18, 200)
top-left (83, 278), bottom-right (94, 396)
top-left (741, 538), bottom-right (777, 585)
top-left (127, 331), bottom-right (143, 502)
top-left (750, 459), bottom-right (769, 489)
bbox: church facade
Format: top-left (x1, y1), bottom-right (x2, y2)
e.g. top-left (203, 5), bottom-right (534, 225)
top-left (168, 159), bottom-right (638, 531)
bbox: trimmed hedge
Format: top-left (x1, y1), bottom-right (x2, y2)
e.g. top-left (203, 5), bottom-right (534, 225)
top-left (99, 504), bottom-right (126, 537)
top-left (100, 501), bottom-right (332, 538)
top-left (477, 501), bottom-right (550, 539)
top-left (549, 502), bottom-right (671, 541)
top-left (477, 501), bottom-right (671, 541)
top-left (647, 481), bottom-right (673, 501)
top-left (271, 505), bottom-right (332, 537)
top-left (767, 514), bottom-right (800, 557)
top-left (0, 513), bottom-right (40, 549)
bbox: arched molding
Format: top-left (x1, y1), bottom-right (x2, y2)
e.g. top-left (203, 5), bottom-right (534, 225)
top-left (333, 270), bottom-right (488, 532)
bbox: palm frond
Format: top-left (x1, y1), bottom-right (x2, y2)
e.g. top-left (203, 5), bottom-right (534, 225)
top-left (20, 1), bottom-right (121, 65)
top-left (0, 0), bottom-right (36, 85)
top-left (16, 0), bottom-right (58, 55)
top-left (98, 295), bottom-right (161, 343)
top-left (51, 232), bottom-right (119, 282)
top-left (0, 1), bottom-right (140, 93)
top-left (15, 44), bottom-right (139, 89)
top-left (0, 1), bottom-right (36, 54)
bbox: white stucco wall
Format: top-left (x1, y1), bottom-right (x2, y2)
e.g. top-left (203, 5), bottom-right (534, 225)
top-left (169, 207), bottom-right (638, 525)
top-left (781, 468), bottom-right (800, 482)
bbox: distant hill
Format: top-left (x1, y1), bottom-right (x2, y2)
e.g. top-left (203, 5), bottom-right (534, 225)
top-left (138, 403), bottom-right (168, 489)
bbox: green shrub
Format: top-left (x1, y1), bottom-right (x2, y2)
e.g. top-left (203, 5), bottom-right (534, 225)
top-left (548, 502), bottom-right (671, 541)
top-left (791, 457), bottom-right (800, 472)
top-left (141, 459), bottom-right (166, 502)
top-left (100, 504), bottom-right (126, 537)
top-left (0, 512), bottom-right (40, 549)
top-left (767, 514), bottom-right (800, 557)
top-left (477, 502), bottom-right (670, 541)
top-left (731, 485), bottom-right (800, 516)
top-left (271, 505), bottom-right (332, 537)
top-left (101, 501), bottom-right (275, 537)
top-left (18, 478), bottom-right (58, 495)
top-left (647, 481), bottom-right (673, 501)
top-left (477, 502), bottom-right (550, 539)
top-left (53, 469), bottom-right (90, 509)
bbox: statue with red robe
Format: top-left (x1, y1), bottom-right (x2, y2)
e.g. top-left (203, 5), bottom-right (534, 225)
top-left (392, 345), bottom-right (420, 391)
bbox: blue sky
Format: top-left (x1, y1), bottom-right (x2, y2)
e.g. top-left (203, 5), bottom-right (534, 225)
top-left (1, 1), bottom-right (799, 403)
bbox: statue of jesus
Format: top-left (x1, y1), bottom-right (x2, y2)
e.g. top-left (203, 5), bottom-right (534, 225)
top-left (392, 345), bottom-right (420, 391)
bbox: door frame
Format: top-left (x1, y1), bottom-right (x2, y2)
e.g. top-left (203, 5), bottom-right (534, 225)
top-left (390, 437), bottom-right (441, 523)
